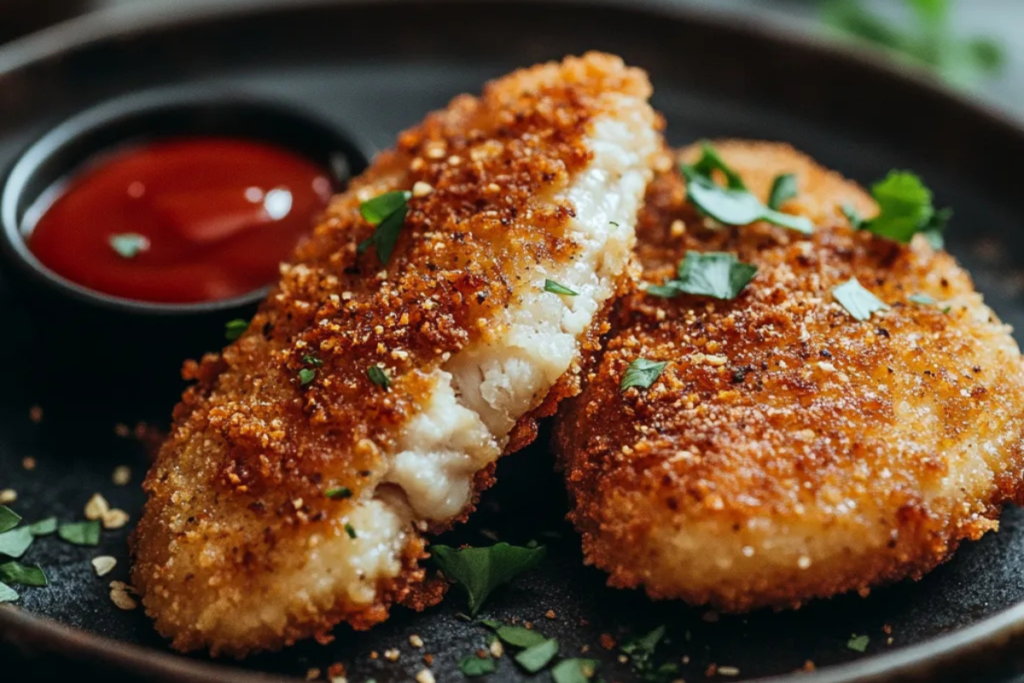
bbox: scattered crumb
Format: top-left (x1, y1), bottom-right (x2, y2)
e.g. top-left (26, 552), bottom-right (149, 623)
top-left (706, 664), bottom-right (718, 677)
top-left (412, 181), bottom-right (434, 198)
top-left (416, 670), bottom-right (435, 683)
top-left (29, 405), bottom-right (43, 423)
top-left (369, 651), bottom-right (378, 660)
top-left (327, 663), bottom-right (345, 679)
top-left (702, 610), bottom-right (720, 623)
top-left (0, 489), bottom-right (16, 505)
top-left (112, 466), bottom-right (131, 486)
top-left (618, 655), bottom-right (629, 664)
top-left (682, 655), bottom-right (690, 664)
top-left (114, 423), bottom-right (131, 438)
top-left (802, 660), bottom-right (816, 672)
top-left (102, 509), bottom-right (130, 530)
top-left (882, 624), bottom-right (892, 635)
top-left (409, 634), bottom-right (424, 648)
top-left (524, 621), bottom-right (534, 630)
top-left (600, 633), bottom-right (616, 650)
top-left (858, 587), bottom-right (871, 598)
top-left (580, 645), bottom-right (590, 654)
top-left (476, 649), bottom-right (488, 659)
top-left (305, 667), bottom-right (321, 680)
top-left (109, 585), bottom-right (137, 610)
top-left (331, 678), bottom-right (347, 683)
top-left (544, 609), bottom-right (556, 620)
top-left (383, 648), bottom-right (400, 662)
top-left (92, 556), bottom-right (117, 577)
top-left (489, 639), bottom-right (503, 658)
top-left (423, 654), bottom-right (434, 666)
top-left (22, 457), bottom-right (36, 471)
top-left (887, 637), bottom-right (894, 645)
top-left (718, 666), bottom-right (740, 677)
top-left (85, 493), bottom-right (110, 520)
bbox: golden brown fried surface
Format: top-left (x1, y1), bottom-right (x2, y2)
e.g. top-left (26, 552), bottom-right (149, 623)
top-left (554, 141), bottom-right (1024, 612)
top-left (133, 53), bottom-right (659, 656)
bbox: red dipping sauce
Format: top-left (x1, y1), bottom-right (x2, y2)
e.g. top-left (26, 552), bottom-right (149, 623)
top-left (27, 137), bottom-right (333, 304)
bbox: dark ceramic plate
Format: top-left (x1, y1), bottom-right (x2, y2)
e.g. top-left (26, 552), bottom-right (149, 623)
top-left (3, 1), bottom-right (1024, 682)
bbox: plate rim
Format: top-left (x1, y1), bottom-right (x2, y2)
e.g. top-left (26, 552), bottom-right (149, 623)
top-left (2, 1), bottom-right (1024, 682)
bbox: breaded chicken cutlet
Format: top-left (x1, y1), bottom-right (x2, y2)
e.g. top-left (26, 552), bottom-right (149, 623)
top-left (132, 53), bottom-right (661, 656)
top-left (554, 141), bottom-right (1024, 612)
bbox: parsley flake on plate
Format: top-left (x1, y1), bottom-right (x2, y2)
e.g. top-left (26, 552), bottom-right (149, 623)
top-left (621, 625), bottom-right (678, 681)
top-left (767, 173), bottom-right (798, 210)
top-left (298, 368), bottom-right (316, 386)
top-left (620, 358), bottom-right (668, 392)
top-left (459, 655), bottom-right (497, 677)
top-left (0, 527), bottom-right (33, 559)
top-left (28, 518), bottom-right (57, 536)
top-left (0, 582), bottom-right (17, 603)
top-left (108, 233), bottom-right (150, 259)
top-left (514, 638), bottom-right (559, 673)
top-left (832, 278), bottom-right (889, 321)
top-left (552, 658), bottom-right (599, 683)
top-left (0, 561), bottom-right (47, 587)
top-left (492, 625), bottom-right (548, 649)
top-left (302, 354), bottom-right (324, 367)
top-left (544, 279), bottom-right (578, 296)
top-left (58, 520), bottom-right (101, 547)
top-left (325, 487), bottom-right (352, 500)
top-left (862, 171), bottom-right (950, 246)
top-left (647, 252), bottom-right (757, 301)
top-left (358, 190), bottom-right (412, 264)
top-left (847, 634), bottom-right (870, 653)
top-left (368, 365), bottom-right (391, 389)
top-left (0, 506), bottom-right (20, 533)
top-left (682, 143), bottom-right (813, 235)
top-left (224, 319), bottom-right (248, 341)
top-left (430, 542), bottom-right (546, 616)
top-left (344, 523), bottom-right (357, 539)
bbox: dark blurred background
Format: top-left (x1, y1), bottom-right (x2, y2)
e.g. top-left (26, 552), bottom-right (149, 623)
top-left (3, 0), bottom-right (1022, 122)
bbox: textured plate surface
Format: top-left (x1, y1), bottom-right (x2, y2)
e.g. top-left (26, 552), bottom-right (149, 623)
top-left (2, 1), bottom-right (1024, 682)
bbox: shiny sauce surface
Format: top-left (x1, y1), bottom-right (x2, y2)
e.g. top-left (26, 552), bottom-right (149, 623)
top-left (27, 137), bottom-right (332, 303)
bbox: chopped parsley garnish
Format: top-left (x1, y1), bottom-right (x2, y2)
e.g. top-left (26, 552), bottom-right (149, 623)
top-left (358, 190), bottom-right (412, 264)
top-left (544, 279), bottom-right (578, 296)
top-left (857, 171), bottom-right (951, 247)
top-left (224, 319), bottom-right (248, 341)
top-left (459, 655), bottom-right (497, 677)
top-left (0, 582), bottom-right (17, 603)
top-left (368, 365), bottom-right (391, 389)
top-left (0, 527), bottom-right (33, 558)
top-left (58, 520), bottom-right (101, 547)
top-left (0, 507), bottom-right (20, 534)
top-left (325, 487), bottom-right (352, 500)
top-left (647, 252), bottom-right (757, 301)
top-left (301, 354), bottom-right (324, 367)
top-left (493, 625), bottom-right (548, 649)
top-left (847, 634), bottom-right (870, 653)
top-left (832, 278), bottom-right (890, 321)
top-left (621, 626), bottom-right (678, 682)
top-left (298, 368), bottom-right (316, 386)
top-left (430, 542), bottom-right (547, 616)
top-left (681, 143), bottom-right (813, 235)
top-left (344, 523), bottom-right (357, 539)
top-left (514, 638), bottom-right (559, 673)
top-left (767, 173), bottom-right (798, 210)
top-left (108, 233), bottom-right (150, 259)
top-left (552, 659), bottom-right (599, 683)
top-left (28, 518), bottom-right (57, 536)
top-left (0, 561), bottom-right (47, 587)
top-left (620, 359), bottom-right (668, 392)
top-left (908, 292), bottom-right (937, 305)
top-left (842, 203), bottom-right (864, 229)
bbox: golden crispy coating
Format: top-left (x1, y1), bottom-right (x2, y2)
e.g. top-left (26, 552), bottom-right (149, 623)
top-left (133, 53), bottom-right (658, 656)
top-left (554, 141), bottom-right (1024, 612)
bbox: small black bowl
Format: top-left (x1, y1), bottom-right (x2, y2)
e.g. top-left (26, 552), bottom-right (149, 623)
top-left (0, 88), bottom-right (370, 415)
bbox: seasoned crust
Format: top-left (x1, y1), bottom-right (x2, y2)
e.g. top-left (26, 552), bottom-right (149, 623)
top-left (555, 141), bottom-right (1024, 612)
top-left (133, 53), bottom-right (654, 656)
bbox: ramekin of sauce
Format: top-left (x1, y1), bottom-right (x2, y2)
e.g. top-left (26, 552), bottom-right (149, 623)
top-left (0, 89), bottom-right (367, 401)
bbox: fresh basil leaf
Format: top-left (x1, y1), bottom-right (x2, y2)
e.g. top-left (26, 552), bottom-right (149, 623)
top-left (325, 487), bottom-right (352, 500)
top-left (544, 279), bottom-right (578, 296)
top-left (848, 634), bottom-right (870, 652)
top-left (0, 582), bottom-right (17, 603)
top-left (109, 233), bottom-right (150, 259)
top-left (495, 625), bottom-right (548, 649)
top-left (620, 359), bottom-right (668, 392)
top-left (224, 319), bottom-right (248, 341)
top-left (0, 561), bottom-right (47, 587)
top-left (28, 518), bottom-right (57, 536)
top-left (58, 520), bottom-right (101, 547)
top-left (0, 507), bottom-right (20, 534)
top-left (0, 527), bottom-right (33, 559)
top-left (460, 656), bottom-right (497, 677)
top-left (359, 190), bottom-right (411, 264)
top-left (674, 252), bottom-right (756, 300)
top-left (430, 542), bottom-right (546, 616)
top-left (298, 368), bottom-right (317, 386)
top-left (832, 278), bottom-right (889, 321)
top-left (767, 173), bottom-right (798, 210)
top-left (514, 638), bottom-right (558, 673)
top-left (368, 365), bottom-right (391, 389)
top-left (552, 659), bottom-right (599, 683)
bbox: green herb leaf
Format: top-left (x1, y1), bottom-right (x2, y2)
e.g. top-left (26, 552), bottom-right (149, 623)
top-left (544, 279), bottom-right (578, 296)
top-left (58, 520), bottom-right (101, 547)
top-left (368, 365), bottom-right (391, 389)
top-left (109, 233), bottom-right (150, 259)
top-left (325, 487), bottom-right (352, 500)
top-left (430, 542), bottom-right (547, 616)
top-left (621, 626), bottom-right (671, 680)
top-left (514, 638), bottom-right (559, 673)
top-left (224, 319), bottom-right (248, 341)
top-left (0, 561), bottom-right (47, 587)
top-left (0, 507), bottom-right (20, 534)
top-left (620, 359), bottom-right (668, 392)
top-left (494, 625), bottom-right (548, 649)
top-left (864, 171), bottom-right (935, 242)
top-left (552, 659), bottom-right (599, 683)
top-left (648, 252), bottom-right (756, 301)
top-left (681, 145), bottom-right (813, 235)
top-left (344, 523), bottom-right (357, 539)
top-left (842, 203), bottom-right (864, 229)
top-left (28, 518), bottom-right (57, 536)
top-left (832, 278), bottom-right (889, 321)
top-left (460, 655), bottom-right (497, 677)
top-left (0, 582), bottom-right (17, 603)
top-left (848, 634), bottom-right (870, 652)
top-left (302, 354), bottom-right (324, 367)
top-left (359, 190), bottom-right (412, 264)
top-left (908, 292), bottom-right (937, 305)
top-left (298, 368), bottom-right (317, 386)
top-left (767, 173), bottom-right (798, 210)
top-left (0, 527), bottom-right (33, 559)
